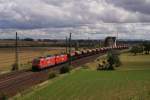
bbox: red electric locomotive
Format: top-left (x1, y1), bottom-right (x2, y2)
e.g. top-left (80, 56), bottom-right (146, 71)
top-left (32, 54), bottom-right (68, 70)
top-left (32, 57), bottom-right (47, 70)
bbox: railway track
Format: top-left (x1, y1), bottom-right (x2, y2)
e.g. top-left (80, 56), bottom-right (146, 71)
top-left (0, 54), bottom-right (101, 99)
top-left (0, 69), bottom-right (30, 82)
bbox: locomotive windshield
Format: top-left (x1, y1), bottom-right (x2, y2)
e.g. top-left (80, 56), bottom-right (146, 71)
top-left (33, 59), bottom-right (40, 64)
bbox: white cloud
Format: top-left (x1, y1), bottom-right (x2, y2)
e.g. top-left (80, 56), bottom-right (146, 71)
top-left (0, 0), bottom-right (150, 39)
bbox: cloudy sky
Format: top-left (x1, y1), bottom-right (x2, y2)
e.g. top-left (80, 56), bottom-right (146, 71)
top-left (0, 0), bottom-right (150, 40)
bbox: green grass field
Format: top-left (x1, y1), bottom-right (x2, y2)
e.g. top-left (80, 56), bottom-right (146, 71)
top-left (118, 53), bottom-right (150, 70)
top-left (15, 53), bottom-right (150, 100)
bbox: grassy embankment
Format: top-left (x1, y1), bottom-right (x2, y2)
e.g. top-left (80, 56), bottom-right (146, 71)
top-left (15, 53), bottom-right (150, 100)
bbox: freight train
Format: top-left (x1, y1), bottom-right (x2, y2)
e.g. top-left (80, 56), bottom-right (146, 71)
top-left (32, 45), bottom-right (128, 70)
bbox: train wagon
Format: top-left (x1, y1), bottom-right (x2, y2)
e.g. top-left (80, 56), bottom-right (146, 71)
top-left (96, 48), bottom-right (100, 54)
top-left (92, 49), bottom-right (97, 54)
top-left (75, 51), bottom-right (82, 59)
top-left (70, 51), bottom-right (76, 60)
top-left (111, 46), bottom-right (114, 49)
top-left (87, 49), bottom-right (92, 56)
top-left (100, 48), bottom-right (105, 53)
top-left (117, 46), bottom-right (122, 50)
top-left (81, 50), bottom-right (88, 57)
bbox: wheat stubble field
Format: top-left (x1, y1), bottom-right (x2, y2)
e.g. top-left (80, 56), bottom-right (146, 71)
top-left (0, 47), bottom-right (65, 73)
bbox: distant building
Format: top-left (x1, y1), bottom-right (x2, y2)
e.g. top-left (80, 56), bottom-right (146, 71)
top-left (104, 36), bottom-right (116, 47)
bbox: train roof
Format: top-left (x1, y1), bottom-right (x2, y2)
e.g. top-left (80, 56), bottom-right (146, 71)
top-left (46, 55), bottom-right (53, 57)
top-left (82, 50), bottom-right (87, 53)
top-left (75, 51), bottom-right (82, 54)
top-left (33, 56), bottom-right (45, 60)
top-left (87, 49), bottom-right (92, 52)
top-left (92, 49), bottom-right (96, 51)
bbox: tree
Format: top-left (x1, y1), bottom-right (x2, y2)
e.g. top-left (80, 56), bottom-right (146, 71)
top-left (142, 42), bottom-right (150, 54)
top-left (130, 45), bottom-right (143, 55)
top-left (107, 50), bottom-right (121, 70)
top-left (0, 92), bottom-right (8, 100)
top-left (107, 52), bottom-right (115, 70)
top-left (23, 38), bottom-right (34, 41)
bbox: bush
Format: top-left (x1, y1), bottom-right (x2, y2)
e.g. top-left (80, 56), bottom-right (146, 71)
top-left (60, 66), bottom-right (70, 74)
top-left (97, 60), bottom-right (109, 70)
top-left (11, 63), bottom-right (18, 71)
top-left (97, 59), bottom-right (100, 61)
top-left (115, 57), bottom-right (121, 67)
top-left (0, 92), bottom-right (8, 100)
top-left (107, 50), bottom-right (121, 70)
top-left (48, 72), bottom-right (57, 79)
top-left (97, 63), bottom-right (103, 71)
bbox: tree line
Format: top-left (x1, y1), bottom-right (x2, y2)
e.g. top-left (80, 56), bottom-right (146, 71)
top-left (130, 41), bottom-right (150, 55)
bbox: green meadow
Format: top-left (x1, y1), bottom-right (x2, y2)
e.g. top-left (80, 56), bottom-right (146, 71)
top-left (16, 53), bottom-right (150, 100)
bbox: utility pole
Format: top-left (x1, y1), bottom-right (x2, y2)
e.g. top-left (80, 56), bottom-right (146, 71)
top-left (116, 32), bottom-right (118, 46)
top-left (114, 32), bottom-right (118, 47)
top-left (88, 37), bottom-right (90, 49)
top-left (99, 40), bottom-right (101, 48)
top-left (13, 32), bottom-right (19, 71)
top-left (69, 33), bottom-right (72, 66)
top-left (65, 37), bottom-right (68, 54)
